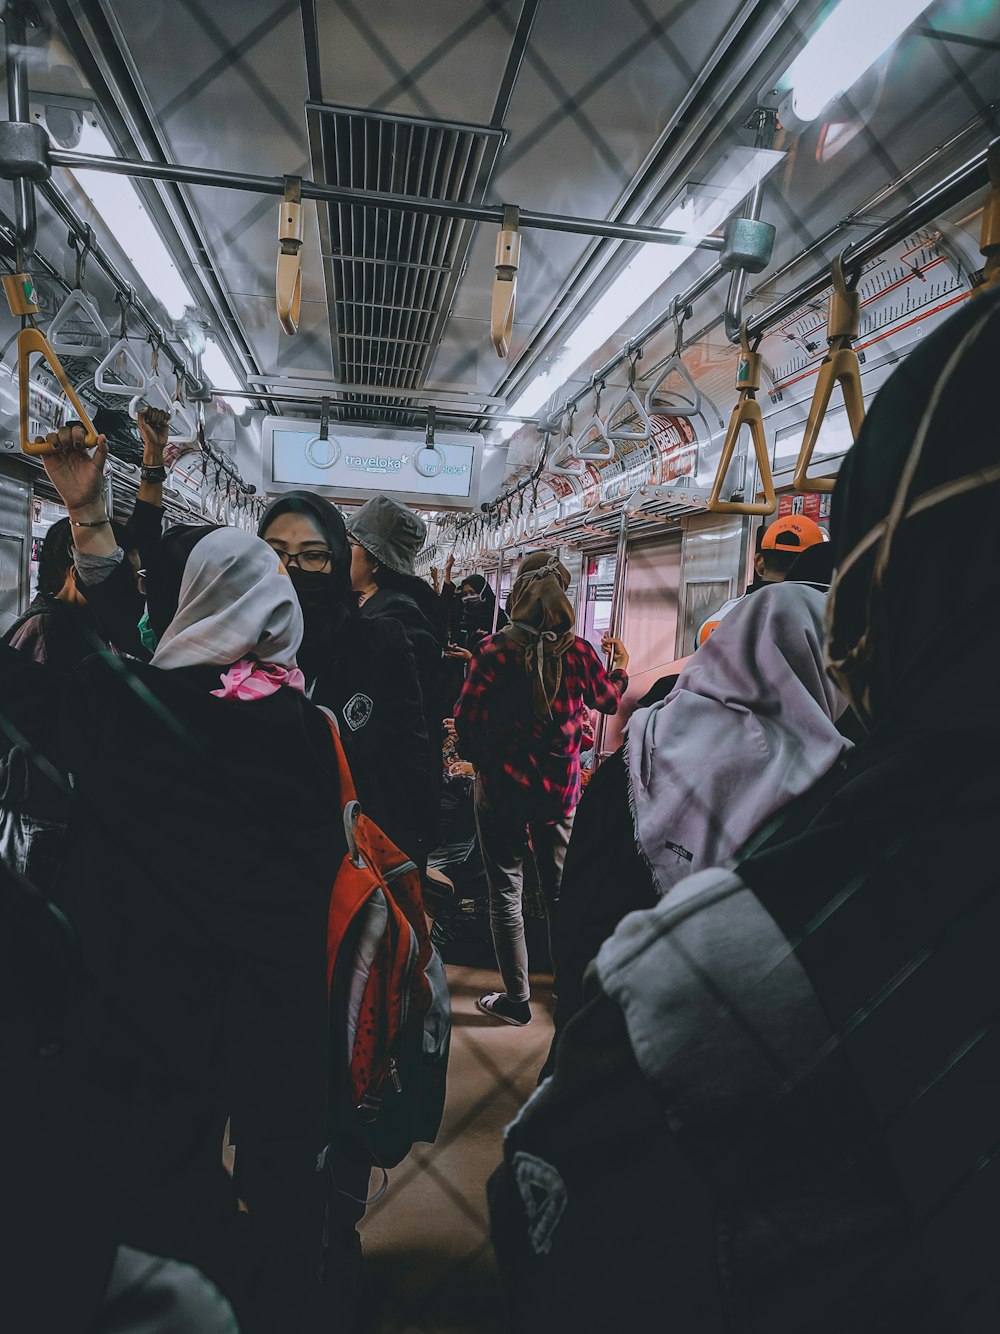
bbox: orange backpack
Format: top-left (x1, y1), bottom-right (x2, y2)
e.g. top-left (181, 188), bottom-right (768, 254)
top-left (319, 710), bottom-right (450, 1170)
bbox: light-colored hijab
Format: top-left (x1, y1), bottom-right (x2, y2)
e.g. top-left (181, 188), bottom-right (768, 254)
top-left (503, 551), bottom-right (576, 718)
top-left (627, 581), bottom-right (850, 895)
top-left (151, 529), bottom-right (304, 694)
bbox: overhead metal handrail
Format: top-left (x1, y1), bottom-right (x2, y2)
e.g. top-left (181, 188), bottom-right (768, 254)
top-left (18, 326), bottom-right (99, 456)
top-left (745, 145), bottom-right (991, 341)
top-left (491, 205), bottom-right (521, 358)
top-left (46, 147), bottom-right (728, 254)
top-left (707, 322), bottom-right (775, 516)
top-left (792, 253), bottom-right (865, 494)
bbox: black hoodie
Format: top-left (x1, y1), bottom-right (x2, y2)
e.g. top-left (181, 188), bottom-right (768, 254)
top-left (258, 491), bottom-right (431, 863)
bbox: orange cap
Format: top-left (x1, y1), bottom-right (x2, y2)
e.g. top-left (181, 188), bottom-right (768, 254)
top-left (761, 514), bottom-right (826, 551)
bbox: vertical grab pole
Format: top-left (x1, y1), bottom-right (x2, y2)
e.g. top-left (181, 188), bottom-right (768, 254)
top-left (4, 6), bottom-right (36, 269)
top-left (492, 545), bottom-right (505, 634)
top-left (594, 508), bottom-right (629, 767)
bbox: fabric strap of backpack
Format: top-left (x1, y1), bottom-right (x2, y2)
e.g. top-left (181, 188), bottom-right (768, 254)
top-left (316, 703), bottom-right (359, 809)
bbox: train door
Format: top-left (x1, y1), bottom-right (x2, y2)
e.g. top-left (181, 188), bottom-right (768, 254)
top-left (0, 465), bottom-right (33, 635)
top-left (603, 533), bottom-right (683, 752)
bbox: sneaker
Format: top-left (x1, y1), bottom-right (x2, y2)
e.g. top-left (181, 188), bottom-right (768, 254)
top-left (477, 992), bottom-right (531, 1026)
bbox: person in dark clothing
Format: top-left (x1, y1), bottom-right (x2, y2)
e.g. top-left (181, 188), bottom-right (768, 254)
top-left (490, 284), bottom-right (1000, 1333)
top-left (0, 516), bottom-right (148, 894)
top-left (4, 516), bottom-right (142, 669)
top-left (1, 860), bottom-right (242, 1333)
top-left (0, 426), bottom-right (361, 1333)
top-left (348, 494), bottom-right (445, 849)
top-left (259, 490), bottom-right (430, 866)
top-left (455, 573), bottom-right (508, 650)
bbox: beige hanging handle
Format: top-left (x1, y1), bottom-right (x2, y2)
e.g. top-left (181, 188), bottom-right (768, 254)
top-left (18, 327), bottom-right (99, 456)
top-left (276, 175), bottom-right (304, 336)
top-left (979, 136), bottom-right (1000, 291)
top-left (792, 252), bottom-right (865, 493)
top-left (707, 323), bottom-right (776, 516)
top-left (491, 205), bottom-right (521, 358)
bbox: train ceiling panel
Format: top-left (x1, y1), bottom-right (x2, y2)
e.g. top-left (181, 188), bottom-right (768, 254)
top-left (3, 0), bottom-right (995, 510)
top-left (312, 0), bottom-right (518, 125)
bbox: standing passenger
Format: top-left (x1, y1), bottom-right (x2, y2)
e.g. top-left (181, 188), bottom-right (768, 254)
top-left (0, 427), bottom-right (356, 1332)
top-left (348, 494), bottom-right (446, 853)
top-left (455, 552), bottom-right (629, 1026)
top-left (259, 491), bottom-right (430, 866)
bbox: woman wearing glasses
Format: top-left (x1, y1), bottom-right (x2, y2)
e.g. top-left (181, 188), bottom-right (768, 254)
top-left (258, 490), bottom-right (430, 866)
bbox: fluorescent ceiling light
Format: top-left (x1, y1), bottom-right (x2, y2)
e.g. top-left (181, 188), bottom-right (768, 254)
top-left (43, 113), bottom-right (243, 405)
top-left (199, 339), bottom-right (243, 399)
top-left (780, 0), bottom-right (933, 123)
top-left (504, 146), bottom-right (784, 428)
top-left (58, 117), bottom-right (193, 320)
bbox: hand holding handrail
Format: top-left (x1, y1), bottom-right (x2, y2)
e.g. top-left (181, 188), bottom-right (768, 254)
top-left (18, 326), bottom-right (99, 455)
top-left (491, 204), bottom-right (521, 358)
top-left (706, 322), bottom-right (776, 516)
top-left (792, 252), bottom-right (866, 493)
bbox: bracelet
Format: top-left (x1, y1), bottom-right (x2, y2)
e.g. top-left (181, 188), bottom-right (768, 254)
top-left (140, 464), bottom-right (167, 483)
top-left (70, 516), bottom-right (111, 528)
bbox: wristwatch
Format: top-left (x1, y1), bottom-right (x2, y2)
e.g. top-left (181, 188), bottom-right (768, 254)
top-left (140, 464), bottom-right (167, 483)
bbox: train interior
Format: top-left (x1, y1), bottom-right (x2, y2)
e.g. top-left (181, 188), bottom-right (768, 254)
top-left (0, 1), bottom-right (998, 1330)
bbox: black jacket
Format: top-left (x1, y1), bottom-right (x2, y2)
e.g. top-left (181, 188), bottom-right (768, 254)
top-left (309, 613), bottom-right (430, 863)
top-left (0, 642), bottom-right (346, 1332)
top-left (359, 587), bottom-right (444, 845)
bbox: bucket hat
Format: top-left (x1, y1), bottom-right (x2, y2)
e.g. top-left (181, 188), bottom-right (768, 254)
top-left (348, 494), bottom-right (427, 577)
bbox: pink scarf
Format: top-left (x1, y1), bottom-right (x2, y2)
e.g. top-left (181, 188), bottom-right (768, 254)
top-left (212, 658), bottom-right (306, 702)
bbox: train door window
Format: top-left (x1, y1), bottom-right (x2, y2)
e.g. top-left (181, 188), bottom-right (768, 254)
top-left (0, 534), bottom-right (25, 634)
top-left (681, 578), bottom-right (733, 657)
top-left (580, 554), bottom-right (616, 654)
top-left (0, 471), bottom-right (32, 633)
top-left (772, 404), bottom-right (854, 475)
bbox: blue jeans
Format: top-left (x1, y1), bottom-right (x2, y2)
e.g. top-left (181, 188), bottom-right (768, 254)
top-left (474, 777), bottom-right (574, 1003)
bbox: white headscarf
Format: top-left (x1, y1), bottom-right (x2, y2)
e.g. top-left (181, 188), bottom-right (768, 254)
top-left (151, 528), bottom-right (303, 673)
top-left (627, 581), bottom-right (850, 895)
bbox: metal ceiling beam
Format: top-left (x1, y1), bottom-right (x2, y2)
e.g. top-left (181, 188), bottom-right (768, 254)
top-left (209, 388), bottom-right (535, 425)
top-left (45, 147), bottom-right (727, 251)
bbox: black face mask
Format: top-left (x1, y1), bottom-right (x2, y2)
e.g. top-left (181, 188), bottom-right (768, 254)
top-left (287, 566), bottom-right (333, 609)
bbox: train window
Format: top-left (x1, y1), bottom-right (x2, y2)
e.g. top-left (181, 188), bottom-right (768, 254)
top-left (773, 404), bottom-right (854, 476)
top-left (580, 554), bottom-right (616, 655)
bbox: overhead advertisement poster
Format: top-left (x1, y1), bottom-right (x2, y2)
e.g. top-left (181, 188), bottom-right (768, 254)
top-left (263, 418), bottom-right (483, 510)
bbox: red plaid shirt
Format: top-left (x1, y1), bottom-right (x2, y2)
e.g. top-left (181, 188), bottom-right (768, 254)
top-left (454, 634), bottom-right (627, 821)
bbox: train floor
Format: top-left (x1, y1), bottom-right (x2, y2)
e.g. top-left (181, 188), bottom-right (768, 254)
top-left (357, 964), bottom-right (555, 1334)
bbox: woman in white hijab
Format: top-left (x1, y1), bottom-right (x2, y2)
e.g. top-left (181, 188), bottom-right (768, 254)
top-left (628, 578), bottom-right (850, 895)
top-left (0, 430), bottom-right (356, 1333)
top-left (546, 578), bottom-right (852, 1056)
top-left (151, 526), bottom-right (306, 699)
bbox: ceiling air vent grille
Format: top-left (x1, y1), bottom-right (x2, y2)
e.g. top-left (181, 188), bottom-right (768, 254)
top-left (307, 103), bottom-right (504, 425)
